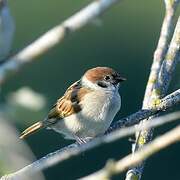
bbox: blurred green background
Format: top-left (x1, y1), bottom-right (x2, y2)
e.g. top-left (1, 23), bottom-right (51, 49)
top-left (2, 0), bottom-right (180, 179)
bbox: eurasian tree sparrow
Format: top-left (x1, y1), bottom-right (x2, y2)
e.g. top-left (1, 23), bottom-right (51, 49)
top-left (20, 67), bottom-right (126, 144)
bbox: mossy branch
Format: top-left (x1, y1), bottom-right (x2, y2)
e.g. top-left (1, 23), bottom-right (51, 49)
top-left (107, 89), bottom-right (180, 133)
top-left (126, 0), bottom-right (180, 178)
top-left (143, 0), bottom-right (179, 107)
top-left (81, 125), bottom-right (180, 180)
top-left (0, 91), bottom-right (179, 180)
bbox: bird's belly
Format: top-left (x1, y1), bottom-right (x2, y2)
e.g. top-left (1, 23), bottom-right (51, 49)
top-left (51, 92), bottom-right (121, 139)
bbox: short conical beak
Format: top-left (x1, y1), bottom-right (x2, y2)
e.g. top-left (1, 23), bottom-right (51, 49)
top-left (112, 76), bottom-right (126, 85)
top-left (117, 76), bottom-right (126, 82)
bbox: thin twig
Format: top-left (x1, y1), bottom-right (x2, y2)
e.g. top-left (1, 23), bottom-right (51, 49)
top-left (81, 125), bottom-right (180, 180)
top-left (154, 16), bottom-right (180, 97)
top-left (0, 0), bottom-right (123, 85)
top-left (126, 6), bottom-right (180, 179)
top-left (107, 89), bottom-right (180, 133)
top-left (143, 0), bottom-right (179, 107)
top-left (1, 111), bottom-right (180, 180)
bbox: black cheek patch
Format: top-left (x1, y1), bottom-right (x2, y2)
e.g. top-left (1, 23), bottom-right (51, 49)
top-left (97, 81), bottom-right (108, 88)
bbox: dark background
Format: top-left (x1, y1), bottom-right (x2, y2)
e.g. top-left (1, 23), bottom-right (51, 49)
top-left (2, 0), bottom-right (180, 179)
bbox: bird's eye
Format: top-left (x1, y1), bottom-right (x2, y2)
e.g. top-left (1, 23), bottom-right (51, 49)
top-left (104, 75), bottom-right (111, 81)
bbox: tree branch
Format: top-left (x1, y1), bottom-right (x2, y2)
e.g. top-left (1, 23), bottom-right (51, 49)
top-left (154, 16), bottom-right (180, 97)
top-left (81, 125), bottom-right (180, 180)
top-left (0, 1), bottom-right (179, 179)
top-left (107, 88), bottom-right (180, 133)
top-left (143, 0), bottom-right (179, 106)
top-left (126, 2), bottom-right (180, 178)
top-left (0, 0), bottom-right (123, 85)
top-left (1, 110), bottom-right (180, 179)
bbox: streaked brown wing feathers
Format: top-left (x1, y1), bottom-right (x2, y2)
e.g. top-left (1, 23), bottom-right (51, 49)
top-left (47, 80), bottom-right (92, 123)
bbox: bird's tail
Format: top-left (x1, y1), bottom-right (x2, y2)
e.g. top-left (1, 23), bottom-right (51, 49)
top-left (20, 121), bottom-right (45, 139)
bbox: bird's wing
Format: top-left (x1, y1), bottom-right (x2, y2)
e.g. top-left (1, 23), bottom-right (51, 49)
top-left (45, 80), bottom-right (92, 125)
top-left (19, 80), bottom-right (90, 139)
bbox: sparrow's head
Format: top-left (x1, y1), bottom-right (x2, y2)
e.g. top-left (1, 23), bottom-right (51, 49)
top-left (82, 67), bottom-right (126, 91)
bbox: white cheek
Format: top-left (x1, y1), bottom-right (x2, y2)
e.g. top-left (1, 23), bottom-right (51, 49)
top-left (82, 76), bottom-right (119, 92)
top-left (81, 76), bottom-right (101, 90)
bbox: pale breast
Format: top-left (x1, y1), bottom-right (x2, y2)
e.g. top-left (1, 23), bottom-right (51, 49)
top-left (51, 90), bottom-right (121, 139)
top-left (78, 90), bottom-right (121, 136)
top-left (81, 90), bottom-right (120, 120)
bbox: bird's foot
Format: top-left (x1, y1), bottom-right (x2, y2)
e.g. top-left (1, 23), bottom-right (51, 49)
top-left (75, 136), bottom-right (92, 145)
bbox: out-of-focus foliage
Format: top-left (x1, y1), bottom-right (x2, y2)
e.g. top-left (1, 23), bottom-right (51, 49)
top-left (0, 115), bottom-right (45, 180)
top-left (6, 87), bottom-right (47, 125)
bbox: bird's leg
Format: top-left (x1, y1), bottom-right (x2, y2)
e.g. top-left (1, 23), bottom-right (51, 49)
top-left (75, 136), bottom-right (88, 145)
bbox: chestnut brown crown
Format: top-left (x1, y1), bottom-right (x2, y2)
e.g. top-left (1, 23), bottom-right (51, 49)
top-left (84, 67), bottom-right (126, 88)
